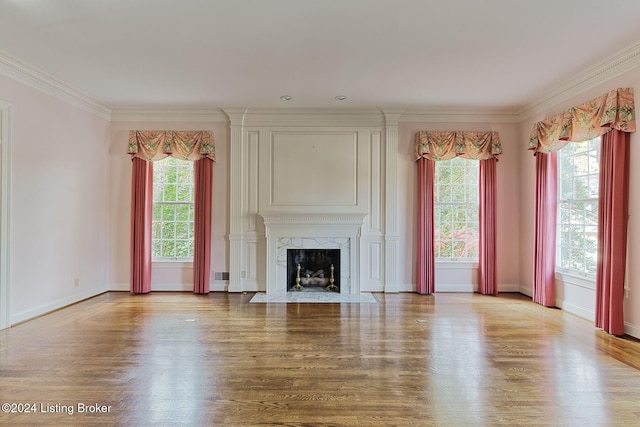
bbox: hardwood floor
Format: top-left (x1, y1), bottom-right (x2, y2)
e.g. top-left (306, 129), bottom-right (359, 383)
top-left (1, 292), bottom-right (640, 426)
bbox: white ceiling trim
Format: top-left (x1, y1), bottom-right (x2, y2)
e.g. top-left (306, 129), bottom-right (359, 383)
top-left (0, 49), bottom-right (112, 121)
top-left (399, 108), bottom-right (519, 123)
top-left (110, 108), bottom-right (228, 123)
top-left (517, 39), bottom-right (640, 121)
top-left (238, 108), bottom-right (386, 128)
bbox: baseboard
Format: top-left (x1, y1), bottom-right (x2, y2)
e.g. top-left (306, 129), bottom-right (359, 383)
top-left (519, 286), bottom-right (533, 298)
top-left (11, 285), bottom-right (108, 325)
top-left (398, 283), bottom-right (524, 293)
top-left (624, 322), bottom-right (640, 339)
top-left (499, 283), bottom-right (520, 293)
top-left (111, 282), bottom-right (129, 291)
top-left (209, 282), bottom-right (229, 292)
top-left (561, 301), bottom-right (595, 322)
top-left (111, 282), bottom-right (231, 292)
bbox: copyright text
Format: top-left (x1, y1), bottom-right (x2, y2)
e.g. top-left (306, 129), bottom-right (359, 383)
top-left (1, 402), bottom-right (112, 415)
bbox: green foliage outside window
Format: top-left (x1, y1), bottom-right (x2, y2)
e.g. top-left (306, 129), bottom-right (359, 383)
top-left (152, 157), bottom-right (195, 259)
top-left (434, 157), bottom-right (479, 259)
top-left (557, 137), bottom-right (600, 275)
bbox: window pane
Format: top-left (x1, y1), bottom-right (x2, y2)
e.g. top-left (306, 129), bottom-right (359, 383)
top-left (440, 241), bottom-right (453, 259)
top-left (152, 241), bottom-right (162, 258)
top-left (162, 222), bottom-right (175, 239)
top-left (175, 222), bottom-right (190, 239)
top-left (162, 241), bottom-right (176, 258)
top-left (450, 186), bottom-right (463, 203)
top-left (434, 157), bottom-right (479, 260)
top-left (556, 137), bottom-right (600, 276)
top-left (152, 157), bottom-right (195, 260)
top-left (176, 204), bottom-right (191, 221)
top-left (175, 241), bottom-right (191, 258)
top-left (176, 184), bottom-right (192, 202)
top-left (437, 184), bottom-right (451, 202)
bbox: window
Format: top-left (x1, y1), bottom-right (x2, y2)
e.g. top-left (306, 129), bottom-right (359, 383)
top-left (434, 157), bottom-right (479, 259)
top-left (556, 137), bottom-right (600, 276)
top-left (152, 157), bottom-right (195, 260)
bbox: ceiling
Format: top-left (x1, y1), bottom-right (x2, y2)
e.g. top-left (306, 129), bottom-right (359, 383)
top-left (2, 0), bottom-right (640, 112)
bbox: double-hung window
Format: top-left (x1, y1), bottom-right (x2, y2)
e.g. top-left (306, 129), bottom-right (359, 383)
top-left (152, 157), bottom-right (195, 260)
top-left (556, 137), bottom-right (600, 276)
top-left (434, 157), bottom-right (479, 260)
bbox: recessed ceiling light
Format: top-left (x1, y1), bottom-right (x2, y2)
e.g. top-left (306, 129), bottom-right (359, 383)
top-left (280, 95), bottom-right (292, 101)
top-left (335, 95), bottom-right (347, 101)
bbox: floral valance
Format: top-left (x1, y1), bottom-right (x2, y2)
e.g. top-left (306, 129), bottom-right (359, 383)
top-left (127, 130), bottom-right (216, 161)
top-left (415, 131), bottom-right (502, 161)
top-left (528, 87), bottom-right (635, 153)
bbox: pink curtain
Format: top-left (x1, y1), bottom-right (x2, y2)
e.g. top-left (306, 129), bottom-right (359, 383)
top-left (193, 158), bottom-right (213, 294)
top-left (532, 152), bottom-right (557, 307)
top-left (478, 158), bottom-right (498, 295)
top-left (130, 158), bottom-right (153, 294)
top-left (416, 158), bottom-right (435, 294)
top-left (595, 130), bottom-right (630, 335)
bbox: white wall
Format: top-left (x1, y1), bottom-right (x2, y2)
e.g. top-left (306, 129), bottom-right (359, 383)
top-left (398, 121), bottom-right (521, 292)
top-left (0, 73), bottom-right (111, 324)
top-left (108, 120), bottom-right (229, 292)
top-left (518, 70), bottom-right (640, 338)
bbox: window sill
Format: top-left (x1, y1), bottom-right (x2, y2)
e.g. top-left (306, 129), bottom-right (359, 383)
top-left (555, 269), bottom-right (596, 290)
top-left (435, 260), bottom-right (479, 269)
top-left (152, 260), bottom-right (194, 269)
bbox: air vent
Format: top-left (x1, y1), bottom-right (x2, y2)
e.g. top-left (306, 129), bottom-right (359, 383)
top-left (214, 272), bottom-right (230, 281)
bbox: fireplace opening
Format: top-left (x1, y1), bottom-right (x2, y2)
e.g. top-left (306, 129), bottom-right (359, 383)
top-left (287, 249), bottom-right (340, 292)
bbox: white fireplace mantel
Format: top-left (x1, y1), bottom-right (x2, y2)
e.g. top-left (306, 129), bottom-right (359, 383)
top-left (260, 213), bottom-right (367, 295)
top-left (261, 213), bottom-right (367, 228)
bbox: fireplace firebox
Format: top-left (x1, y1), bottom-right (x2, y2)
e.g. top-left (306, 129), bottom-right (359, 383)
top-left (287, 249), bottom-right (340, 292)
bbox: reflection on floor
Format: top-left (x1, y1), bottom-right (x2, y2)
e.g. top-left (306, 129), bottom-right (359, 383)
top-left (249, 291), bottom-right (377, 303)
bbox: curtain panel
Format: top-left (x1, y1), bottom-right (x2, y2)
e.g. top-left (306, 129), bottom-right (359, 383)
top-left (128, 130), bottom-right (216, 161)
top-left (193, 158), bottom-right (213, 294)
top-left (415, 130), bottom-right (501, 295)
top-left (130, 158), bottom-right (153, 294)
top-left (528, 89), bottom-right (635, 335)
top-left (479, 158), bottom-right (498, 295)
top-left (532, 152), bottom-right (557, 307)
top-left (129, 130), bottom-right (215, 294)
top-left (528, 87), bottom-right (635, 153)
top-left (415, 131), bottom-right (502, 161)
top-left (416, 158), bottom-right (435, 295)
top-left (595, 130), bottom-right (630, 336)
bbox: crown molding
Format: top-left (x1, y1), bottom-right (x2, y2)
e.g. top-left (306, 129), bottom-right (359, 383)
top-left (110, 108), bottom-right (228, 123)
top-left (517, 40), bottom-right (640, 121)
top-left (239, 108), bottom-right (386, 128)
top-left (0, 49), bottom-right (112, 121)
top-left (399, 107), bottom-right (519, 123)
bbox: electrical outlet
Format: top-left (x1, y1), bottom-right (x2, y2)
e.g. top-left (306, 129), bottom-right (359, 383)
top-left (74, 278), bottom-right (79, 287)
top-left (241, 271), bottom-right (246, 279)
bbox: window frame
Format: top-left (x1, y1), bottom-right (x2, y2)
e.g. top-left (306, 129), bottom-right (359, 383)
top-left (433, 156), bottom-right (480, 262)
top-left (555, 136), bottom-right (600, 280)
top-left (152, 156), bottom-right (195, 262)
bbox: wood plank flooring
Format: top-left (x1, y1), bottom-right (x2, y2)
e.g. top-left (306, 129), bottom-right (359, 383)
top-left (1, 292), bottom-right (640, 426)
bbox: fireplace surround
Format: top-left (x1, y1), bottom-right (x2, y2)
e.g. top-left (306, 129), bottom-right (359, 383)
top-left (260, 213), bottom-right (366, 295)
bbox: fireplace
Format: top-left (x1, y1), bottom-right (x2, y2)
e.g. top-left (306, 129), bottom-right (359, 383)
top-left (260, 213), bottom-right (366, 295)
top-left (287, 249), bottom-right (340, 292)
